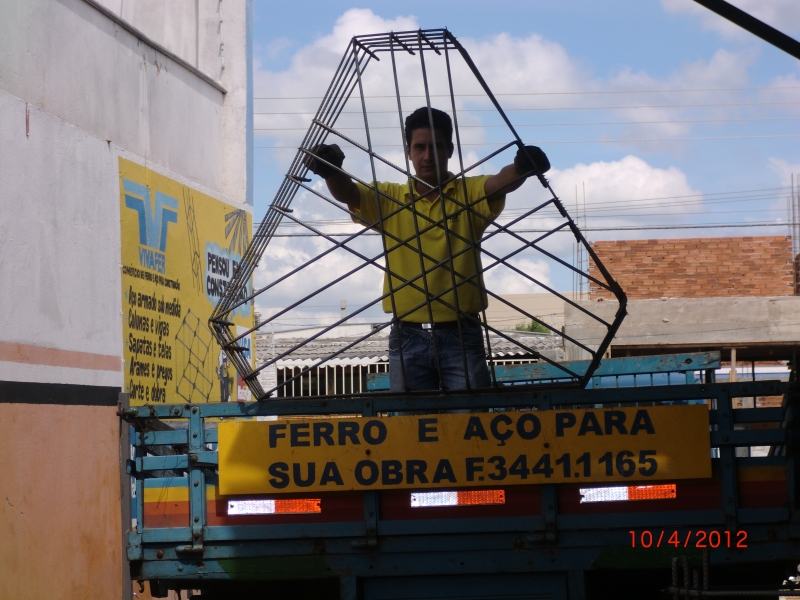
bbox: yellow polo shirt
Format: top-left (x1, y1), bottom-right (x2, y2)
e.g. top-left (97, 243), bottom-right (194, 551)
top-left (353, 173), bottom-right (504, 322)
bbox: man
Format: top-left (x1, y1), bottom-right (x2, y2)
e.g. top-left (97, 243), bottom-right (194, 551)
top-left (304, 107), bottom-right (549, 392)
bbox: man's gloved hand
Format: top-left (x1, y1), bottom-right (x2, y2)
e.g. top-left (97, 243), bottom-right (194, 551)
top-left (514, 145), bottom-right (550, 176)
top-left (304, 144), bottom-right (345, 179)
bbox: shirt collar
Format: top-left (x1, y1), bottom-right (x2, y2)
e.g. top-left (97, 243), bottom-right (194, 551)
top-left (406, 172), bottom-right (459, 200)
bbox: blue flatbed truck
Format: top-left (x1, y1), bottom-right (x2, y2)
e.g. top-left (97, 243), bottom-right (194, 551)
top-left (120, 351), bottom-right (800, 599)
top-left (117, 6), bottom-right (800, 595)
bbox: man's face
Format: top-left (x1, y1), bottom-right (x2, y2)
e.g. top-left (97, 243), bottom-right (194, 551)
top-left (408, 127), bottom-right (453, 184)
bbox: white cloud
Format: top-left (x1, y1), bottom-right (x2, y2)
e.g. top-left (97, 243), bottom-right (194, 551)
top-left (486, 155), bottom-right (703, 248)
top-left (253, 9), bottom-right (421, 156)
top-left (661, 0), bottom-right (800, 37)
top-left (598, 48), bottom-right (756, 143)
top-left (759, 73), bottom-right (800, 116)
top-left (484, 259), bottom-right (552, 295)
top-left (253, 231), bottom-right (387, 328)
top-left (549, 155), bottom-right (700, 215)
top-left (768, 158), bottom-right (800, 186)
top-left (455, 32), bottom-right (591, 102)
top-left (263, 37), bottom-right (294, 60)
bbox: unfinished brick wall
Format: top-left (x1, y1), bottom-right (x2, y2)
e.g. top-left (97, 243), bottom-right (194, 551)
top-left (588, 236), bottom-right (795, 300)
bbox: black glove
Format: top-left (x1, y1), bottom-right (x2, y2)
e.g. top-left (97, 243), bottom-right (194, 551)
top-left (304, 144), bottom-right (345, 179)
top-left (514, 145), bottom-right (550, 176)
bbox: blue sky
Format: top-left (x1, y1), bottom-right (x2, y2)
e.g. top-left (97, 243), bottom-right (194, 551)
top-left (248, 0), bottom-right (800, 328)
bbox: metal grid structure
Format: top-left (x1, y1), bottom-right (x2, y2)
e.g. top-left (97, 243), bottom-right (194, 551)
top-left (211, 28), bottom-right (626, 400)
top-left (174, 310), bottom-right (215, 403)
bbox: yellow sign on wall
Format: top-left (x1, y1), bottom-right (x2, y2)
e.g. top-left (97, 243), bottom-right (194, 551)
top-left (218, 405), bottom-right (711, 495)
top-left (119, 158), bottom-right (254, 406)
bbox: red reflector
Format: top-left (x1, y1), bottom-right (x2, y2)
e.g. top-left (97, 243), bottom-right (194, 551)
top-left (627, 485), bottom-right (676, 501)
top-left (274, 499), bottom-right (321, 513)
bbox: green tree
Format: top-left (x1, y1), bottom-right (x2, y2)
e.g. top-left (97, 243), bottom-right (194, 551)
top-left (515, 319), bottom-right (550, 334)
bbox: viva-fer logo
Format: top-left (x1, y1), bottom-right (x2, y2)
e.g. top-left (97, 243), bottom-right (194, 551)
top-left (123, 179), bottom-right (178, 274)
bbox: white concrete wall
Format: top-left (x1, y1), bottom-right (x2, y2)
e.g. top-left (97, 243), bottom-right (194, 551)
top-left (565, 296), bottom-right (800, 350)
top-left (485, 292), bottom-right (588, 331)
top-left (0, 3), bottom-right (250, 596)
top-left (99, 0), bottom-right (203, 69)
top-left (0, 90), bottom-right (124, 385)
top-left (0, 0), bottom-right (228, 194)
top-left (91, 0), bottom-right (252, 205)
top-left (0, 0), bottom-right (251, 385)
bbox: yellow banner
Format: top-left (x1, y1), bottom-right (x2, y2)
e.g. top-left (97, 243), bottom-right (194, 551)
top-left (218, 405), bottom-right (711, 495)
top-left (119, 158), bottom-right (254, 406)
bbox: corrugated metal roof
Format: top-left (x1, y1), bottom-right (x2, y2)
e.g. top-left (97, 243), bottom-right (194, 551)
top-left (256, 330), bottom-right (563, 365)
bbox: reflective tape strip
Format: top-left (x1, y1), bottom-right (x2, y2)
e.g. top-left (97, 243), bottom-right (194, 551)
top-left (580, 484), bottom-right (676, 503)
top-left (410, 490), bottom-right (505, 507)
top-left (227, 498), bottom-right (321, 515)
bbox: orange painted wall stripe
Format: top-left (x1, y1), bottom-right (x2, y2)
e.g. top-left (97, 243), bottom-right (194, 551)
top-left (144, 486), bottom-right (190, 503)
top-left (0, 341), bottom-right (121, 372)
top-left (143, 485), bottom-right (219, 503)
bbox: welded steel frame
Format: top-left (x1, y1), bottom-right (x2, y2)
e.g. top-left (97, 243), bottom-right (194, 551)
top-left (210, 28), bottom-right (627, 400)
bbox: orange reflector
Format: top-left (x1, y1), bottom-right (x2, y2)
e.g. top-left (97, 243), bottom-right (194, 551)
top-left (274, 498), bottom-right (321, 514)
top-left (580, 484), bottom-right (676, 503)
top-left (410, 490), bottom-right (505, 507)
top-left (457, 490), bottom-right (505, 505)
top-left (627, 485), bottom-right (676, 501)
top-left (227, 498), bottom-right (321, 515)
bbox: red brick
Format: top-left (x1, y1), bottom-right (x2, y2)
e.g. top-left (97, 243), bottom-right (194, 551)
top-left (589, 236), bottom-right (794, 300)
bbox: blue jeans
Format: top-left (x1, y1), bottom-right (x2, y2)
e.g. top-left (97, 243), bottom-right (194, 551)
top-left (388, 321), bottom-right (491, 392)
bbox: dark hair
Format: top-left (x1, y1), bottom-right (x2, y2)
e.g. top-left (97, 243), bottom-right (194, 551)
top-left (405, 107), bottom-right (453, 148)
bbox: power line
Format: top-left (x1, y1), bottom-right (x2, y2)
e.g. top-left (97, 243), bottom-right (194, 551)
top-left (267, 186), bottom-right (792, 229)
top-left (275, 203), bottom-right (790, 228)
top-left (566, 186), bottom-right (790, 208)
top-left (254, 117), bottom-right (800, 131)
top-left (258, 222), bottom-right (794, 236)
top-left (253, 85), bottom-right (800, 100)
top-left (254, 133), bottom-right (800, 149)
top-left (253, 101), bottom-right (800, 115)
top-left (264, 185), bottom-right (795, 228)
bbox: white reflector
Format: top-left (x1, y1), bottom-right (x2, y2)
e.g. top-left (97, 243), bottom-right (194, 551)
top-left (580, 484), bottom-right (677, 503)
top-left (411, 491), bottom-right (458, 507)
top-left (228, 499), bottom-right (276, 515)
top-left (410, 490), bottom-right (505, 507)
top-left (227, 498), bottom-right (321, 515)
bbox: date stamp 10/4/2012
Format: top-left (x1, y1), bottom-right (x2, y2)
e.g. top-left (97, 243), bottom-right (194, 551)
top-left (630, 530), bottom-right (748, 549)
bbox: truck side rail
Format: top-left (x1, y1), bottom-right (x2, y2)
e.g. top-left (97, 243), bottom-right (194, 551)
top-left (366, 351), bottom-right (722, 391)
top-left (121, 377), bottom-right (794, 592)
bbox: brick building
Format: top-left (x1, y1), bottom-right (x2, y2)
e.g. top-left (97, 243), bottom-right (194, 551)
top-left (567, 234), bottom-right (800, 381)
top-left (568, 235), bottom-right (798, 413)
top-left (588, 236), bottom-right (795, 300)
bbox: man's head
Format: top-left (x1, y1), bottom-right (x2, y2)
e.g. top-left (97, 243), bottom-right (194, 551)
top-left (405, 107), bottom-right (454, 185)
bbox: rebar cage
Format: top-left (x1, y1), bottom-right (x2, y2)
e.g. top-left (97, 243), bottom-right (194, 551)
top-left (211, 28), bottom-right (627, 401)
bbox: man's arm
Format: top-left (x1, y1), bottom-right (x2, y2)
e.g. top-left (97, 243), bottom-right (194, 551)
top-left (484, 164), bottom-right (526, 202)
top-left (304, 144), bottom-right (360, 211)
top-left (484, 145), bottom-right (551, 204)
top-left (325, 171), bottom-right (360, 212)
